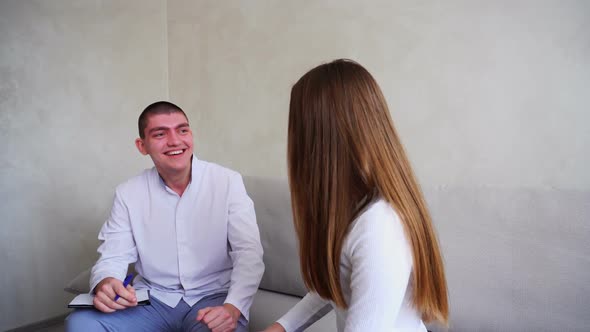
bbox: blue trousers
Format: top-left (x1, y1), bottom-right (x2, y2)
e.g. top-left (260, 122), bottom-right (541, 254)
top-left (66, 292), bottom-right (248, 332)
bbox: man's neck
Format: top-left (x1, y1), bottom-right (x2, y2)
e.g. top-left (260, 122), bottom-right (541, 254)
top-left (159, 167), bottom-right (191, 196)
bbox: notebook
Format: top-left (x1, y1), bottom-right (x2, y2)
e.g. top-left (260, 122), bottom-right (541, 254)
top-left (68, 289), bottom-right (151, 308)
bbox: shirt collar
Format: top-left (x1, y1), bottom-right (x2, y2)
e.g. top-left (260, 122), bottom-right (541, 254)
top-left (154, 154), bottom-right (200, 194)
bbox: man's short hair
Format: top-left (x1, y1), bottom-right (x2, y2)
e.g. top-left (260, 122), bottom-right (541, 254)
top-left (138, 101), bottom-right (188, 138)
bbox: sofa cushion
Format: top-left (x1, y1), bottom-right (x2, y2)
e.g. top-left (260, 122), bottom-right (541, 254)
top-left (243, 176), bottom-right (308, 297)
top-left (64, 268), bottom-right (91, 294)
top-left (249, 289), bottom-right (336, 332)
top-left (64, 265), bottom-right (135, 294)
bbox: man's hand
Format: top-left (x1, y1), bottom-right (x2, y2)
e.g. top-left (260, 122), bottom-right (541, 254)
top-left (196, 303), bottom-right (241, 332)
top-left (93, 277), bottom-right (138, 313)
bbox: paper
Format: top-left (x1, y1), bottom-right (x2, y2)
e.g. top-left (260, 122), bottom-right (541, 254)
top-left (68, 289), bottom-right (150, 308)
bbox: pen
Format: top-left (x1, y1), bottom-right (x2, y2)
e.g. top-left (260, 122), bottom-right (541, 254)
top-left (114, 273), bottom-right (134, 301)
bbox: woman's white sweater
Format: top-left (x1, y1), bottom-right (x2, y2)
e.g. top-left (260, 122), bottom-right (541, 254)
top-left (277, 199), bottom-right (426, 332)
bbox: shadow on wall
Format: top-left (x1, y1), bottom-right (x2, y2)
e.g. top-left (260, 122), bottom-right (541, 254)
top-left (0, 183), bottom-right (107, 330)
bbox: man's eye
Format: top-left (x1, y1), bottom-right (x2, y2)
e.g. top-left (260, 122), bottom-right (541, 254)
top-left (153, 133), bottom-right (164, 137)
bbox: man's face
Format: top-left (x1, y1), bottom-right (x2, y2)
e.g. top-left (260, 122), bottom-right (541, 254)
top-left (135, 112), bottom-right (194, 175)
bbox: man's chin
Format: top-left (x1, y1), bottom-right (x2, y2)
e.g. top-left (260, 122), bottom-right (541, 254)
top-left (154, 159), bottom-right (191, 174)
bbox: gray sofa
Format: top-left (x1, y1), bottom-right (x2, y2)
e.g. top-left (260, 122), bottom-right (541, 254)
top-left (244, 177), bottom-right (336, 331)
top-left (240, 177), bottom-right (590, 331)
top-left (67, 176), bottom-right (589, 331)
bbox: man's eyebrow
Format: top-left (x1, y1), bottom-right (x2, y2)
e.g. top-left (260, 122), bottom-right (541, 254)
top-left (148, 126), bottom-right (168, 134)
top-left (148, 123), bottom-right (189, 134)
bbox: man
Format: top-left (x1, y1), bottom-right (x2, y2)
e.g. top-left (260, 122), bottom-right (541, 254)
top-left (67, 101), bottom-right (264, 332)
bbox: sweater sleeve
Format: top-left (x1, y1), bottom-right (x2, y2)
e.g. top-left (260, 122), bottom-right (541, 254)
top-left (276, 292), bottom-right (333, 332)
top-left (343, 206), bottom-right (413, 332)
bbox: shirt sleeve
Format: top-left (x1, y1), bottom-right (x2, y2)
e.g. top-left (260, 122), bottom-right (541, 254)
top-left (89, 188), bottom-right (138, 293)
top-left (276, 292), bottom-right (333, 332)
top-left (224, 173), bottom-right (265, 320)
top-left (343, 209), bottom-right (413, 332)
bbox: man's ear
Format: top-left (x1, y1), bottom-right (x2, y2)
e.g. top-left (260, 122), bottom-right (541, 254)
top-left (135, 138), bottom-right (148, 155)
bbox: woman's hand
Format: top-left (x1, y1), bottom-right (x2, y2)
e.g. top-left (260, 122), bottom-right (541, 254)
top-left (259, 322), bottom-right (286, 332)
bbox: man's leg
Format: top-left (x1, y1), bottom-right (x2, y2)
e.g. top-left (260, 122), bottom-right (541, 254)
top-left (66, 296), bottom-right (178, 332)
top-left (181, 293), bottom-right (248, 332)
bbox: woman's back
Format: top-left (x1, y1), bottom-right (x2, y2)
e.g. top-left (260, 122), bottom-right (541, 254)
top-left (277, 198), bottom-right (426, 331)
top-left (337, 198), bottom-right (425, 331)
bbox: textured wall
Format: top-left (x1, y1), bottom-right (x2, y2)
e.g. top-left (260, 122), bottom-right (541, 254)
top-left (0, 1), bottom-right (168, 329)
top-left (1, 0), bottom-right (588, 330)
top-left (426, 187), bottom-right (590, 331)
top-left (168, 0), bottom-right (589, 190)
top-left (167, 1), bottom-right (590, 331)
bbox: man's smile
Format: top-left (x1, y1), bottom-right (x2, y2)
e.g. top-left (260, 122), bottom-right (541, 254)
top-left (164, 149), bottom-right (186, 156)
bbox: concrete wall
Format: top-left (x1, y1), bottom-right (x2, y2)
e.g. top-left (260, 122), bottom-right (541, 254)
top-left (1, 0), bottom-right (588, 330)
top-left (0, 1), bottom-right (168, 330)
top-left (167, 1), bottom-right (589, 331)
top-left (168, 0), bottom-right (589, 188)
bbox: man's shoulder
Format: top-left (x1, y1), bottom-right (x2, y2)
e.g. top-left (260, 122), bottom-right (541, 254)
top-left (198, 159), bottom-right (242, 180)
top-left (114, 167), bottom-right (155, 195)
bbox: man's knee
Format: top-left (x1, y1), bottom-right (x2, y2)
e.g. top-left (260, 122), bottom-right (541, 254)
top-left (66, 309), bottom-right (106, 332)
top-left (184, 321), bottom-right (248, 332)
top-left (235, 322), bottom-right (249, 332)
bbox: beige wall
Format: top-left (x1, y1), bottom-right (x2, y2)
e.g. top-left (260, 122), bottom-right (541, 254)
top-left (1, 0), bottom-right (589, 330)
top-left (168, 0), bottom-right (589, 190)
top-left (0, 1), bottom-right (167, 329)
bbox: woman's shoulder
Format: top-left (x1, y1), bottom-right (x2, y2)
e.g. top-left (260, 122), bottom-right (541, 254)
top-left (344, 197), bottom-right (413, 266)
top-left (352, 198), bottom-right (402, 232)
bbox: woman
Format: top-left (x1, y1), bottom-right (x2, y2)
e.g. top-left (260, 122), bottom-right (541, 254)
top-left (263, 59), bottom-right (449, 332)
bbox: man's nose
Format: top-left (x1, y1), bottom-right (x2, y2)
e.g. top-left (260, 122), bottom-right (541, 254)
top-left (167, 132), bottom-right (181, 145)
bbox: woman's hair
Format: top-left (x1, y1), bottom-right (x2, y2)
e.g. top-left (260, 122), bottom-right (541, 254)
top-left (287, 59), bottom-right (448, 324)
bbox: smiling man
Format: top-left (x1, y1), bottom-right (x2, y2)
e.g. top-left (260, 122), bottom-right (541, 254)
top-left (66, 101), bottom-right (264, 332)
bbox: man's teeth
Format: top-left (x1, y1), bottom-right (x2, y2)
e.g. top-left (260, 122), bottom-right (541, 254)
top-left (166, 150), bottom-right (183, 155)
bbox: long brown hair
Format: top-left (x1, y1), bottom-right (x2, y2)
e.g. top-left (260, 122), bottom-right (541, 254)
top-left (287, 59), bottom-right (448, 324)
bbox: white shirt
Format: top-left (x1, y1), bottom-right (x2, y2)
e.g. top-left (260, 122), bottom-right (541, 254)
top-left (90, 156), bottom-right (264, 319)
top-left (277, 199), bottom-right (426, 332)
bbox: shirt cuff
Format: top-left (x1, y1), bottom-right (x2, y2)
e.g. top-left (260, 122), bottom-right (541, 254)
top-left (223, 296), bottom-right (249, 321)
top-left (276, 318), bottom-right (295, 332)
